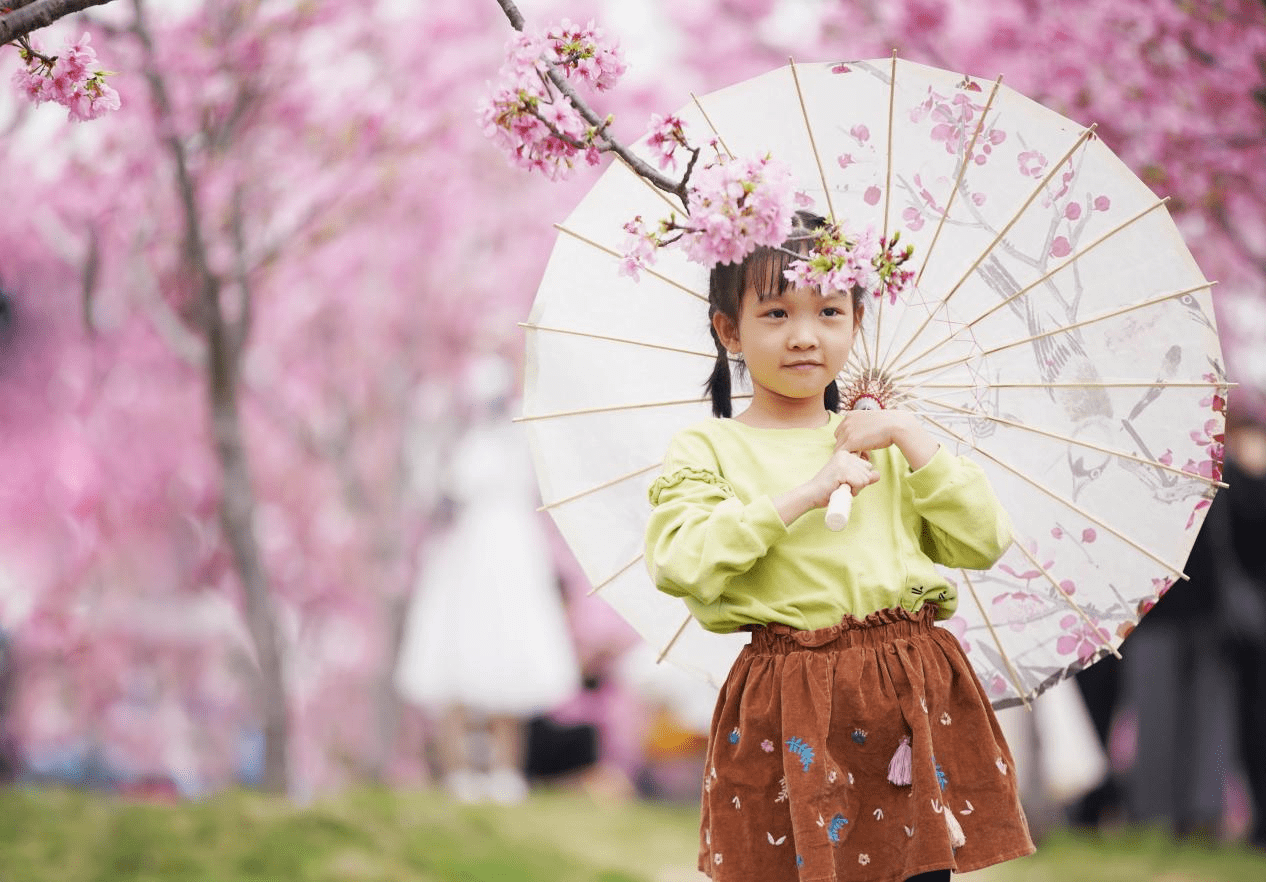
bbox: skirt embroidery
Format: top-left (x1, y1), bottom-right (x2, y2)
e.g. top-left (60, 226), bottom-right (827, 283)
top-left (698, 605), bottom-right (1034, 882)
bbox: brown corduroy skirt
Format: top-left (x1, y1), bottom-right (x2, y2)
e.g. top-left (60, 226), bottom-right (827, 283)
top-left (697, 606), bottom-right (1035, 882)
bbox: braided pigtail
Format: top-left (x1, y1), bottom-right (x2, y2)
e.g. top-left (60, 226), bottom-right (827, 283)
top-left (706, 317), bottom-right (733, 418)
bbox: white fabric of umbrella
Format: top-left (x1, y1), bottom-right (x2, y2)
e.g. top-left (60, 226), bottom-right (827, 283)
top-left (520, 56), bottom-right (1229, 708)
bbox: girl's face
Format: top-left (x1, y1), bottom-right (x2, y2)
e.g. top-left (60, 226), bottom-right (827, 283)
top-left (713, 280), bottom-right (857, 417)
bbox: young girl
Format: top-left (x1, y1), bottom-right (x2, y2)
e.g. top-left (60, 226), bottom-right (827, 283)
top-left (644, 213), bottom-right (1035, 882)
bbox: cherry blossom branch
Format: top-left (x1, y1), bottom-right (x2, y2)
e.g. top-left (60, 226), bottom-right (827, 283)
top-left (485, 0), bottom-right (915, 299)
top-left (492, 0), bottom-right (685, 200)
top-left (0, 0), bottom-right (117, 45)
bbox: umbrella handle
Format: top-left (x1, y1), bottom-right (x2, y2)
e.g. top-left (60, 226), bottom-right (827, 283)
top-left (825, 486), bottom-right (853, 531)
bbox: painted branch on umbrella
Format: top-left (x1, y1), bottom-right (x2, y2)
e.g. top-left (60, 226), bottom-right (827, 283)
top-left (484, 0), bottom-right (916, 304)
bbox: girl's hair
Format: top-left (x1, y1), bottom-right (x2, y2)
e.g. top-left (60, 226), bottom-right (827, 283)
top-left (705, 211), bottom-right (866, 417)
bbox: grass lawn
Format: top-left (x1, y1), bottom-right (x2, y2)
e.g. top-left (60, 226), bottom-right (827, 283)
top-left (1, 784), bottom-right (1264, 881)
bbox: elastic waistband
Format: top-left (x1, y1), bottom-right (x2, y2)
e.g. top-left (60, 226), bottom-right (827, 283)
top-left (744, 605), bottom-right (938, 655)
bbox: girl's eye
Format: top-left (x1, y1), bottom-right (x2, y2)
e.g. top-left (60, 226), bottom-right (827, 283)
top-left (763, 308), bottom-right (787, 318)
top-left (822, 307), bottom-right (846, 317)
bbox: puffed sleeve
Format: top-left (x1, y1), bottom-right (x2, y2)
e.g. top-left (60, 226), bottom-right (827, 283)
top-left (906, 446), bottom-right (1013, 569)
top-left (644, 432), bottom-right (787, 605)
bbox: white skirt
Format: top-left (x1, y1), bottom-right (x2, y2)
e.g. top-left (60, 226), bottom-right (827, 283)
top-left (394, 499), bottom-right (580, 717)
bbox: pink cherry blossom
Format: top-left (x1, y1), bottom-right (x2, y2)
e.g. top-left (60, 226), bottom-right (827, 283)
top-left (680, 154), bottom-right (797, 266)
top-left (11, 32), bottom-right (120, 122)
top-left (645, 113), bottom-right (689, 171)
top-left (477, 19), bottom-right (626, 181)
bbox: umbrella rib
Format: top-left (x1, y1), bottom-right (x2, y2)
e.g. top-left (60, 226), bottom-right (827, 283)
top-left (554, 222), bottom-right (708, 302)
top-left (537, 462), bottom-right (662, 511)
top-left (959, 568), bottom-right (1032, 710)
top-left (881, 51), bottom-right (897, 244)
top-left (878, 124), bottom-right (1099, 377)
top-left (790, 57), bottom-right (836, 223)
top-left (917, 379), bottom-right (1228, 390)
top-left (586, 552), bottom-right (645, 596)
top-left (919, 414), bottom-right (1191, 581)
top-left (1009, 538), bottom-right (1122, 659)
top-left (900, 280), bottom-right (1215, 381)
top-left (691, 92), bottom-right (735, 159)
top-left (871, 51), bottom-right (899, 365)
top-left (516, 394), bottom-right (746, 422)
top-left (657, 613), bottom-right (694, 664)
top-left (891, 198), bottom-right (1171, 376)
top-left (519, 322), bottom-right (716, 358)
top-left (910, 396), bottom-right (1228, 489)
top-left (913, 75), bottom-right (1004, 290)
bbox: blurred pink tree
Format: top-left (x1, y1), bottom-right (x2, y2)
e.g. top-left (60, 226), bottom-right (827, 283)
top-left (0, 0), bottom-right (1262, 799)
top-left (0, 0), bottom-right (599, 795)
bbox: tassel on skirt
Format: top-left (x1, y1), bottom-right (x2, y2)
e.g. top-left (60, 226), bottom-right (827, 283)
top-left (696, 606), bottom-right (1034, 882)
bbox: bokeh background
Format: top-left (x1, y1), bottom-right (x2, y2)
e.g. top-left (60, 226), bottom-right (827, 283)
top-left (2, 1), bottom-right (1266, 879)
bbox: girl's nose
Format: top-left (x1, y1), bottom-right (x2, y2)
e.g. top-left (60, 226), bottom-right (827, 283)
top-left (788, 321), bottom-right (817, 349)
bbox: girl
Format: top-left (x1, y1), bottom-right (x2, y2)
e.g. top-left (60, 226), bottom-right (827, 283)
top-left (644, 213), bottom-right (1035, 881)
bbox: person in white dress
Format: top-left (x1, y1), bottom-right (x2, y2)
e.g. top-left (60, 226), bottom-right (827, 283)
top-left (395, 355), bottom-right (580, 802)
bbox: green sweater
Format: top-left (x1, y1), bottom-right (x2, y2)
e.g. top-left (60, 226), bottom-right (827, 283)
top-left (644, 413), bottom-right (1012, 634)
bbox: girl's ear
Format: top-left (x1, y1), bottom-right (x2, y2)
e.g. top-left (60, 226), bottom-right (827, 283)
top-left (712, 311), bottom-right (741, 354)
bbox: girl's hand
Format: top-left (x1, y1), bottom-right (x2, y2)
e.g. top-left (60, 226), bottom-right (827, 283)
top-left (807, 448), bottom-right (880, 506)
top-left (773, 448), bottom-right (878, 525)
top-left (836, 410), bottom-right (939, 471)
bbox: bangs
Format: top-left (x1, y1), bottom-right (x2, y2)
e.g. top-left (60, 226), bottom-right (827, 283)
top-left (740, 234), bottom-right (817, 302)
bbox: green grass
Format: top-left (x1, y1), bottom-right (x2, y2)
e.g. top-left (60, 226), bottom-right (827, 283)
top-left (0, 785), bottom-right (1264, 881)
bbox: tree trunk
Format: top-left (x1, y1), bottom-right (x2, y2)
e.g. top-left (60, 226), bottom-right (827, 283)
top-left (130, 0), bottom-right (289, 793)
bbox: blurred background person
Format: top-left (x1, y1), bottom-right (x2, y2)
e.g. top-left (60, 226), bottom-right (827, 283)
top-left (1218, 406), bottom-right (1266, 847)
top-left (1116, 450), bottom-right (1235, 840)
top-left (394, 354), bottom-right (580, 804)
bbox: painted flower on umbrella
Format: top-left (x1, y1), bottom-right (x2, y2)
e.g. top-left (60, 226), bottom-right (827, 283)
top-left (1056, 613), bottom-right (1110, 661)
top-left (991, 591), bottom-right (1046, 631)
top-left (1184, 416), bottom-right (1225, 481)
top-left (11, 33), bottom-right (120, 122)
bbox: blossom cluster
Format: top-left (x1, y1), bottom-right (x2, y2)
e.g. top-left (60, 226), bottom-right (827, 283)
top-left (619, 153), bottom-right (799, 277)
top-left (783, 222), bottom-right (915, 301)
top-left (476, 19), bottom-right (625, 181)
top-left (619, 150), bottom-right (916, 305)
top-left (11, 33), bottom-right (120, 123)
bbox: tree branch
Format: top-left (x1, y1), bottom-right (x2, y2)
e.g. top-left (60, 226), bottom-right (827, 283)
top-left (492, 0), bottom-right (689, 202)
top-left (0, 0), bottom-right (118, 45)
top-left (229, 182), bottom-right (252, 361)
